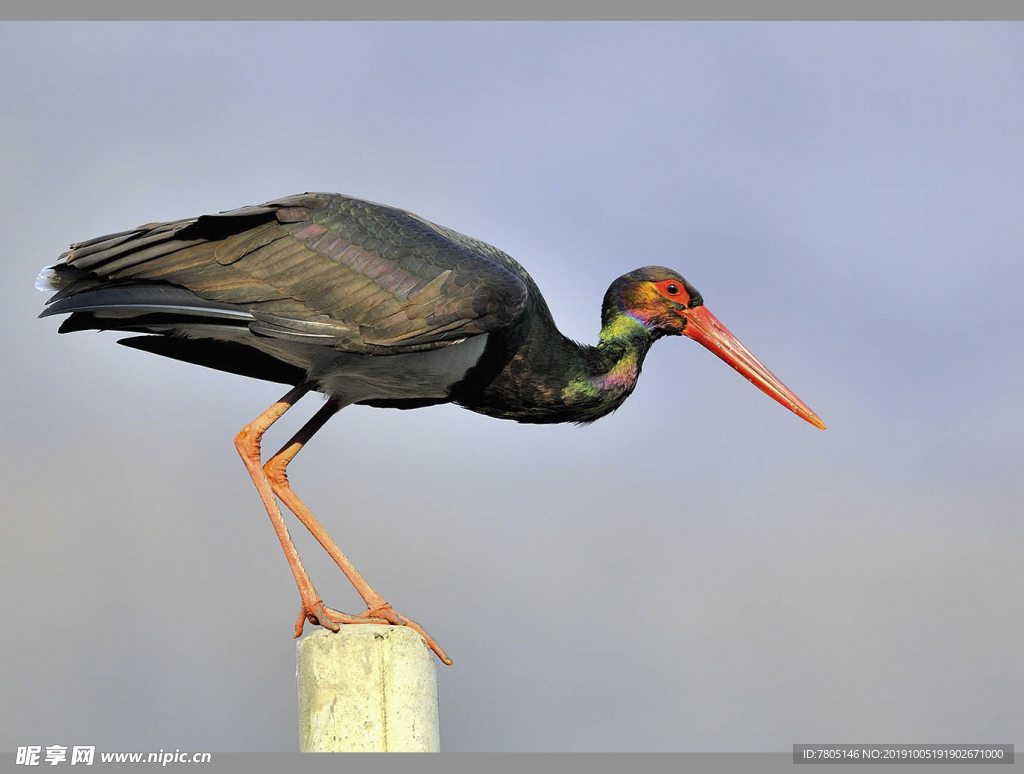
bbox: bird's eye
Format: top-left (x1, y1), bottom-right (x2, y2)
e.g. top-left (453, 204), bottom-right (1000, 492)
top-left (654, 279), bottom-right (690, 305)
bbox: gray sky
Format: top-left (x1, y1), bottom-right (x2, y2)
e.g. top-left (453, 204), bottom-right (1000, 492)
top-left (2, 22), bottom-right (1021, 752)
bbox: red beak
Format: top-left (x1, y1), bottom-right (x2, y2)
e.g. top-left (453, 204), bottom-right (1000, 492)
top-left (681, 306), bottom-right (826, 430)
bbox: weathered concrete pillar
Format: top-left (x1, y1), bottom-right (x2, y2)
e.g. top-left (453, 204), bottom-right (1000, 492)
top-left (296, 626), bottom-right (440, 752)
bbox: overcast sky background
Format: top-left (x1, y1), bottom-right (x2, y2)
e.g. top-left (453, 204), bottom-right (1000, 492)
top-left (1, 22), bottom-right (1021, 752)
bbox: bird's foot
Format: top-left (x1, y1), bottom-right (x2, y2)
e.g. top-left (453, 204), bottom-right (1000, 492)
top-left (293, 598), bottom-right (385, 637)
top-left (293, 599), bottom-right (452, 666)
top-left (356, 603), bottom-right (453, 666)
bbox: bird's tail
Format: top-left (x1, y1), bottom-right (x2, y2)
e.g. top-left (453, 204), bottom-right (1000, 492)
top-left (36, 224), bottom-right (307, 385)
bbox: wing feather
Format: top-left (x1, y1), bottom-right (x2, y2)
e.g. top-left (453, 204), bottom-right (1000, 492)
top-left (42, 193), bottom-right (531, 355)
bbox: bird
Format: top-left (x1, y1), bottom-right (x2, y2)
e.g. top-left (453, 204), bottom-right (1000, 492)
top-left (37, 192), bottom-right (826, 665)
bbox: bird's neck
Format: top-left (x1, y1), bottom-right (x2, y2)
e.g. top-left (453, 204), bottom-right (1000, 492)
top-left (454, 305), bottom-right (659, 425)
top-left (560, 312), bottom-right (658, 417)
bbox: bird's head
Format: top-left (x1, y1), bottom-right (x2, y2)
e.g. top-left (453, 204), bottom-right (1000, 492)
top-left (603, 266), bottom-right (826, 430)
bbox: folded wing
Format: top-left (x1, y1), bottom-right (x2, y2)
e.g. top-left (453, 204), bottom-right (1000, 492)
top-left (40, 193), bottom-right (530, 359)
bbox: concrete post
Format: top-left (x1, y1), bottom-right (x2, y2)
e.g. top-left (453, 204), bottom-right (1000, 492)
top-left (296, 626), bottom-right (440, 752)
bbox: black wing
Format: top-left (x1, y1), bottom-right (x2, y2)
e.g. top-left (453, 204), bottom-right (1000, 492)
top-left (39, 193), bottom-right (530, 357)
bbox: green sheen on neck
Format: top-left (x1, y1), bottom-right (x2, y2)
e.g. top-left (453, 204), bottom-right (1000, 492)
top-left (561, 310), bottom-right (656, 403)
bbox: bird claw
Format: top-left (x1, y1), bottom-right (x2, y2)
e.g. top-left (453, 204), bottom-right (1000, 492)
top-left (293, 599), bottom-right (453, 665)
top-left (356, 603), bottom-right (454, 666)
top-left (293, 599), bottom-right (342, 638)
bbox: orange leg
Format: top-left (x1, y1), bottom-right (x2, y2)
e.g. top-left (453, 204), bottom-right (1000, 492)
top-left (233, 383), bottom-right (356, 635)
top-left (234, 383), bottom-right (451, 665)
top-left (263, 399), bottom-right (452, 665)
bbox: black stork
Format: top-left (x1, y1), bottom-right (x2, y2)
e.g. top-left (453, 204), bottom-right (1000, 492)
top-left (38, 192), bottom-right (825, 665)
